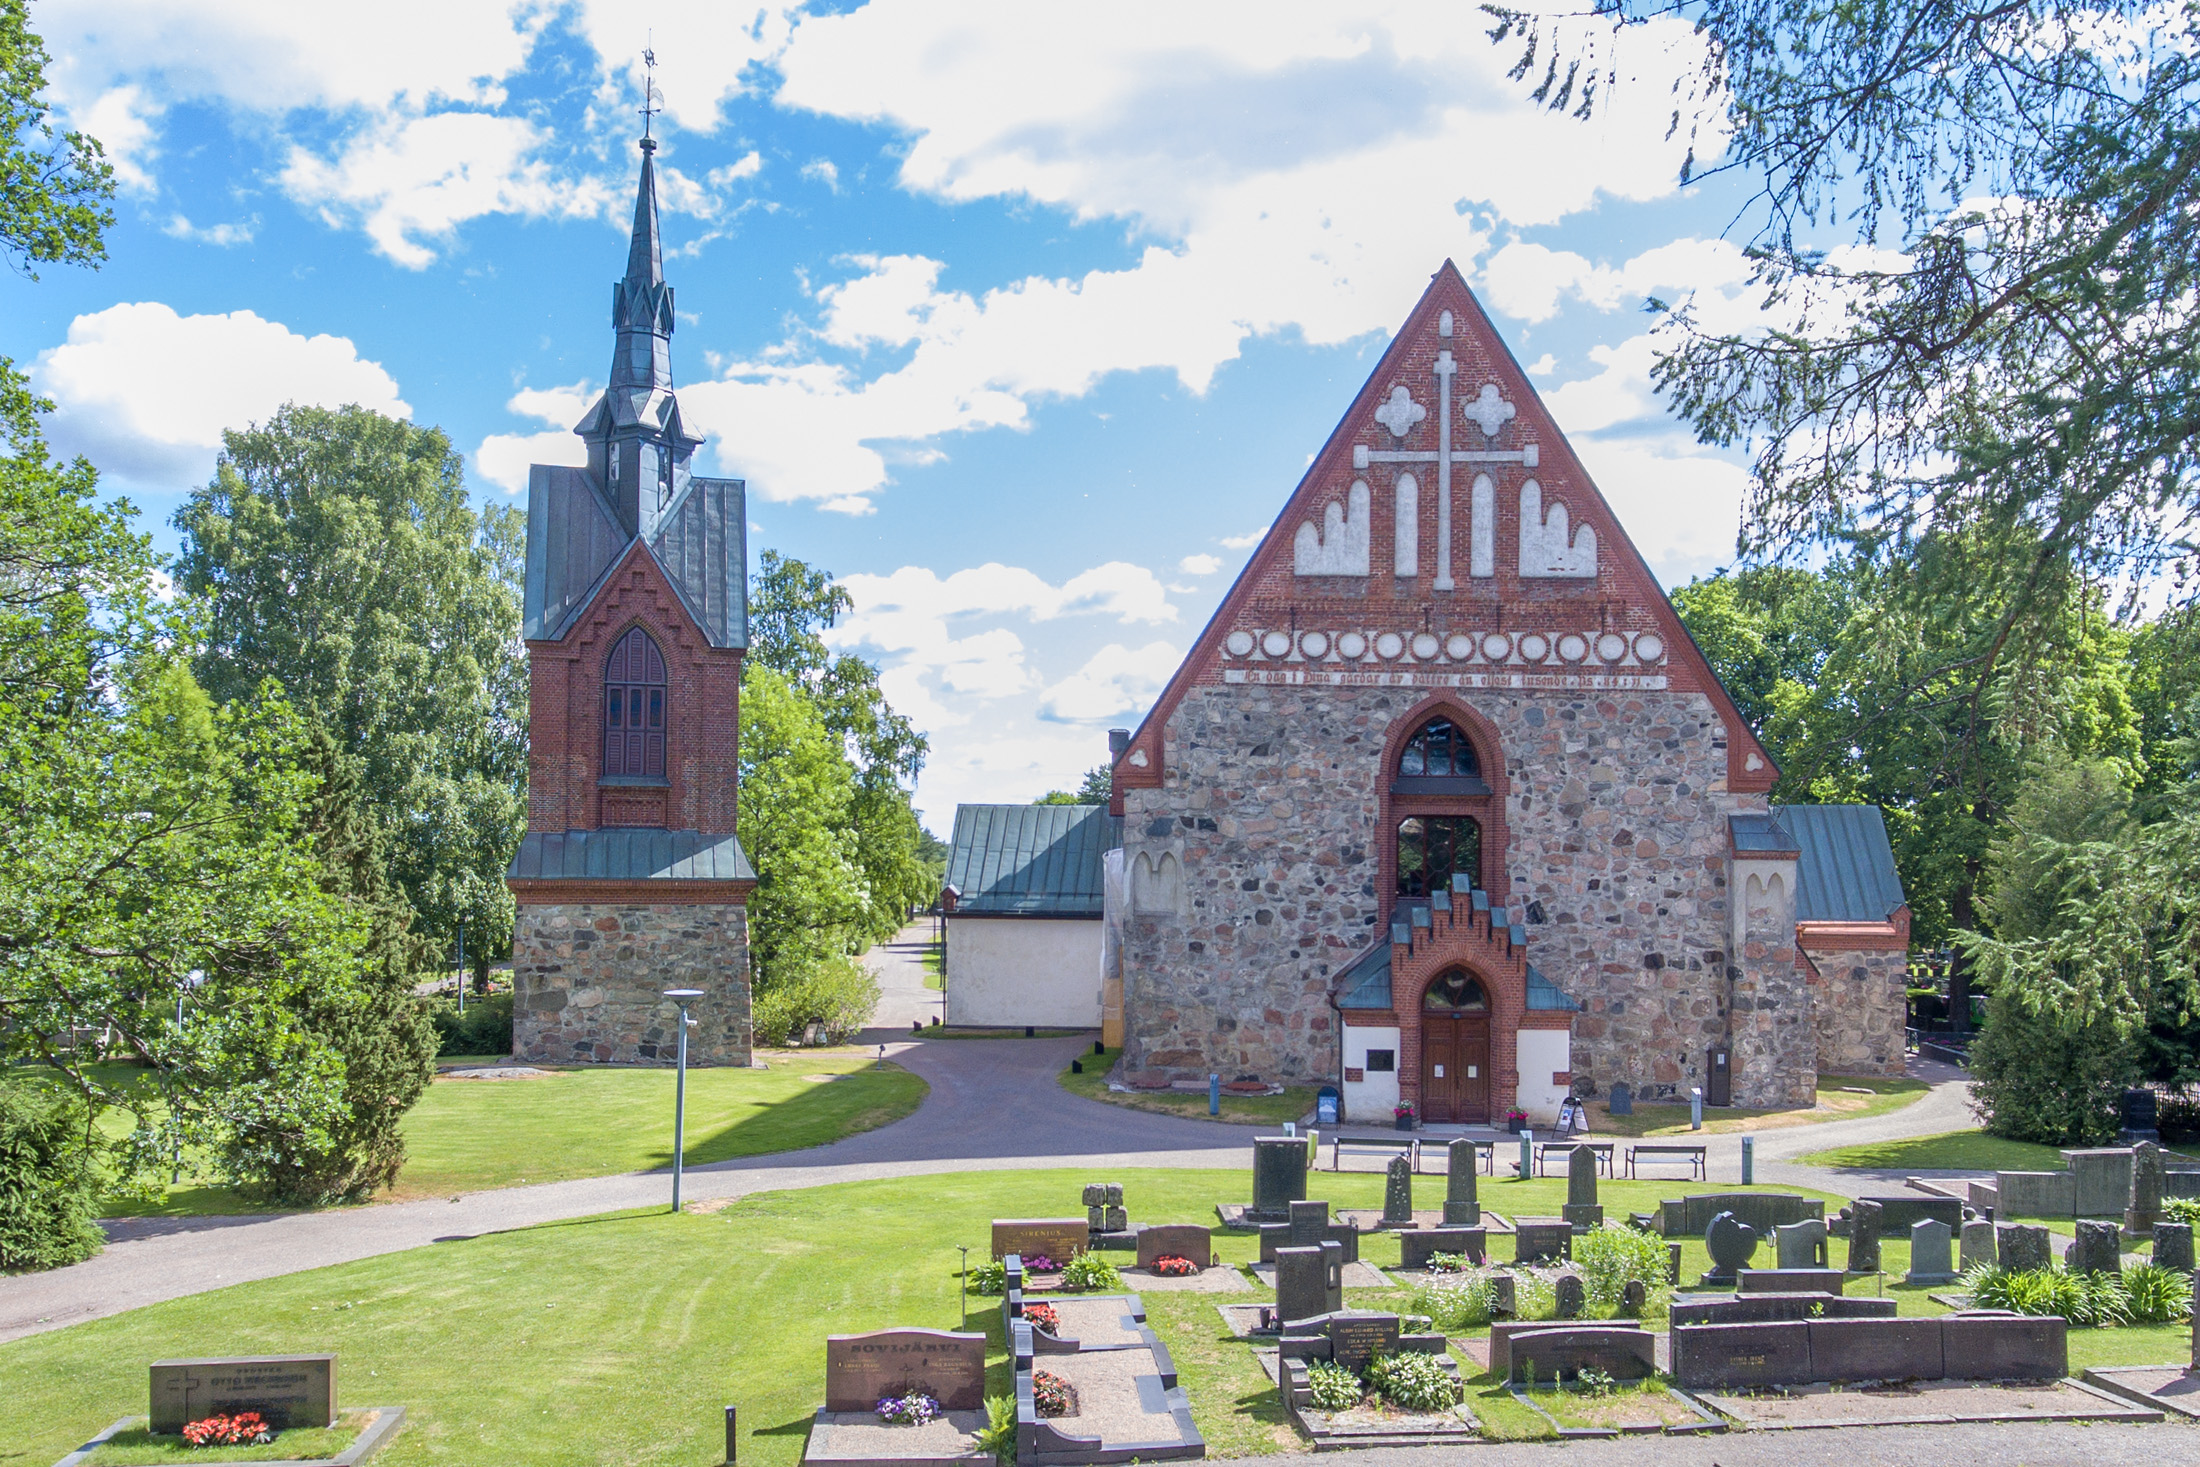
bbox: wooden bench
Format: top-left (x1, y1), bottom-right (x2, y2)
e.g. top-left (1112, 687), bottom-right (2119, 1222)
top-left (1329, 1135), bottom-right (1422, 1172)
top-left (1534, 1140), bottom-right (1615, 1177)
top-left (1626, 1143), bottom-right (1709, 1179)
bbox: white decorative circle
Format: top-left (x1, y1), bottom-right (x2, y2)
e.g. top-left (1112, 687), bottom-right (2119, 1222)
top-left (1597, 632), bottom-right (1628, 662)
top-left (1225, 630), bottom-right (1255, 658)
top-left (1482, 632), bottom-right (1512, 660)
top-left (1337, 631), bottom-right (1368, 659)
top-left (1634, 633), bottom-right (1666, 663)
top-left (1261, 631), bottom-right (1292, 658)
top-left (1445, 633), bottom-right (1475, 660)
top-left (1557, 634), bottom-right (1588, 662)
top-left (1300, 631), bottom-right (1330, 659)
top-left (1375, 631), bottom-right (1405, 660)
top-left (1519, 633), bottom-right (1550, 662)
top-left (1411, 632), bottom-right (1440, 660)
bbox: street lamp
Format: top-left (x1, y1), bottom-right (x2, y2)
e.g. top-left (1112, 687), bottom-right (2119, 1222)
top-left (665, 988), bottom-right (705, 1212)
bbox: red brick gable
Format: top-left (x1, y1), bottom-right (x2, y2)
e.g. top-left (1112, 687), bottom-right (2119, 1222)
top-left (525, 537), bottom-right (744, 836)
top-left (1113, 260), bottom-right (1778, 799)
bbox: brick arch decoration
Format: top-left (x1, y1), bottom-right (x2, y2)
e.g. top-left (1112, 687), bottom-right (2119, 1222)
top-left (1376, 690), bottom-right (1514, 909)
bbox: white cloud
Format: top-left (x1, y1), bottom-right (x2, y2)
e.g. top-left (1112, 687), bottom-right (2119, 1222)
top-left (1039, 641), bottom-right (1182, 722)
top-left (573, 1), bottom-right (801, 134)
top-left (280, 112), bottom-right (610, 268)
top-left (802, 158), bottom-right (842, 191)
top-left (34, 302), bottom-right (408, 486)
top-left (1178, 553), bottom-right (1222, 574)
top-left (708, 152), bottom-right (763, 187)
top-left (1572, 431), bottom-right (1749, 584)
top-left (475, 381), bottom-right (596, 494)
top-left (75, 84), bottom-right (159, 193)
top-left (1219, 526), bottom-right (1267, 549)
top-left (162, 214), bottom-right (256, 247)
top-left (1525, 353), bottom-right (1556, 376)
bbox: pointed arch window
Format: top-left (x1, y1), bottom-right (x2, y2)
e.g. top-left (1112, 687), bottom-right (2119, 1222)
top-left (1394, 715), bottom-right (1490, 794)
top-left (604, 627), bottom-right (667, 778)
top-left (1423, 969), bottom-right (1489, 1012)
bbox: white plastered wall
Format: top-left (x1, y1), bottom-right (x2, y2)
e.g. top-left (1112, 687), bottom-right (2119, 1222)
top-left (944, 916), bottom-right (1103, 1028)
top-left (1341, 1024), bottom-right (1402, 1122)
top-left (1515, 1028), bottom-right (1573, 1123)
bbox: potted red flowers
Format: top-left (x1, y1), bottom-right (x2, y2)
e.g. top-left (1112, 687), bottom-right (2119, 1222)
top-left (1393, 1099), bottom-right (1417, 1131)
top-left (1505, 1108), bottom-right (1530, 1134)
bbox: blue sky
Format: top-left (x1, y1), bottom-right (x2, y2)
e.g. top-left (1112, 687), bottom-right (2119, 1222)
top-left (11, 1), bottom-right (1787, 833)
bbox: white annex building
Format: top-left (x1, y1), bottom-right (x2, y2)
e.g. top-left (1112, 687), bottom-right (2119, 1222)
top-left (940, 803), bottom-right (1120, 1030)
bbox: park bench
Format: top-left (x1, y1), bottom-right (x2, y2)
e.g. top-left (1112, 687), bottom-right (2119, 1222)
top-left (1329, 1134), bottom-right (1423, 1172)
top-left (1534, 1140), bottom-right (1616, 1177)
top-left (1626, 1142), bottom-right (1709, 1179)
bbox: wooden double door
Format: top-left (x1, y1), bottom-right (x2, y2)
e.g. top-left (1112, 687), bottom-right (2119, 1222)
top-left (1419, 1015), bottom-right (1492, 1124)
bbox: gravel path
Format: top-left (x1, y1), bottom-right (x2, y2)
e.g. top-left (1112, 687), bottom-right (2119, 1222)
top-left (864, 921), bottom-right (945, 1031)
top-left (0, 990), bottom-right (1976, 1344)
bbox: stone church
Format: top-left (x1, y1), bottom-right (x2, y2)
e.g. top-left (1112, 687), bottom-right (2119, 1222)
top-left (504, 137), bottom-right (755, 1066)
top-left (1108, 264), bottom-right (1909, 1121)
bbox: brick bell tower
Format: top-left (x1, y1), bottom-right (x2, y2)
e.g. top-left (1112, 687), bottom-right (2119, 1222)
top-left (505, 127), bottom-right (754, 1066)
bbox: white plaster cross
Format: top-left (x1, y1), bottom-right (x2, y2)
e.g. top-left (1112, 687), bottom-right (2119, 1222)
top-left (1355, 364), bottom-right (1538, 585)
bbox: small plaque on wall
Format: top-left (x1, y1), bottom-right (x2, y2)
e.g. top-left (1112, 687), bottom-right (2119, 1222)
top-left (1344, 1067), bottom-right (1364, 1082)
top-left (1551, 1071), bottom-right (1571, 1086)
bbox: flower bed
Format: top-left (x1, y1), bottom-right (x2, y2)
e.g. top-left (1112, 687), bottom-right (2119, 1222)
top-left (1150, 1254), bottom-right (1198, 1277)
top-left (183, 1414), bottom-right (273, 1449)
top-left (1421, 1252), bottom-right (1472, 1275)
top-left (1031, 1370), bottom-right (1076, 1418)
top-left (1059, 1253), bottom-right (1120, 1293)
top-left (1022, 1302), bottom-right (1062, 1336)
top-left (875, 1392), bottom-right (942, 1426)
top-left (1024, 1254), bottom-right (1061, 1274)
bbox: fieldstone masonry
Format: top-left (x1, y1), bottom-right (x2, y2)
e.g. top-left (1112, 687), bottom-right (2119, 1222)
top-left (512, 901), bottom-right (751, 1064)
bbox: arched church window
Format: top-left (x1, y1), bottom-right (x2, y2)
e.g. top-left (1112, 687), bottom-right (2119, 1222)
top-left (1394, 716), bottom-right (1489, 793)
top-left (1423, 969), bottom-right (1489, 1011)
top-left (604, 627), bottom-right (667, 778)
top-left (1396, 815), bottom-right (1480, 897)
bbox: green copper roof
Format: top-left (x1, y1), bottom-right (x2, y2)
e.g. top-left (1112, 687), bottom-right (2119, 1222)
top-left (1774, 803), bottom-right (1907, 923)
top-left (508, 828), bottom-right (755, 882)
top-left (945, 804), bottom-right (1121, 916)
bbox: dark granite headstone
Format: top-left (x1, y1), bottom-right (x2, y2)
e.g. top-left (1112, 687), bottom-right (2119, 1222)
top-left (1554, 1272), bottom-right (1585, 1319)
top-left (1506, 1325), bottom-right (1656, 1384)
top-left (1259, 1199), bottom-right (1361, 1263)
top-left (1328, 1313), bottom-right (1400, 1372)
top-left (1857, 1195), bottom-right (1963, 1233)
top-left (1660, 1192), bottom-right (1825, 1238)
top-left (1382, 1154), bottom-right (1413, 1226)
top-left (1622, 1279), bottom-right (1647, 1316)
top-left (1941, 1313), bottom-right (2067, 1380)
top-left (1513, 1218), bottom-right (1572, 1264)
top-left (1842, 1199), bottom-right (1882, 1274)
top-left (1136, 1223), bottom-right (1214, 1270)
top-left (1253, 1137), bottom-right (1309, 1219)
top-left (149, 1356), bottom-right (336, 1434)
top-left (1607, 1082), bottom-right (1633, 1116)
top-left (2153, 1220), bottom-right (2195, 1273)
top-left (1701, 1211), bottom-right (1759, 1286)
top-left (1398, 1227), bottom-right (1485, 1269)
top-left (2070, 1218), bottom-right (2122, 1275)
top-left (1775, 1218), bottom-right (1828, 1269)
top-left (1671, 1293), bottom-right (1896, 1326)
top-left (1488, 1272), bottom-right (1517, 1318)
top-left (1997, 1222), bottom-right (2052, 1273)
top-left (1905, 1218), bottom-right (1957, 1286)
top-left (824, 1330), bottom-right (985, 1412)
top-left (1737, 1268), bottom-right (1843, 1295)
top-left (1666, 1242), bottom-right (1682, 1286)
top-left (1275, 1243), bottom-right (1343, 1323)
top-left (2127, 1140), bottom-right (2166, 1235)
top-left (1562, 1145), bottom-right (1603, 1229)
top-left (1669, 1321), bottom-right (1813, 1389)
top-left (1444, 1138), bottom-right (1481, 1225)
top-left (1809, 1317), bottom-right (1944, 1382)
top-left (1960, 1218), bottom-right (1996, 1273)
top-left (2121, 1087), bottom-right (2160, 1143)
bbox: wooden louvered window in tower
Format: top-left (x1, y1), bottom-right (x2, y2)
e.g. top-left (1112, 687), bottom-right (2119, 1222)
top-left (604, 627), bottom-right (667, 778)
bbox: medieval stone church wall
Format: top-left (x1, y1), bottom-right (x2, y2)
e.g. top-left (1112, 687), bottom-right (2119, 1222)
top-left (513, 900), bottom-right (752, 1065)
top-left (1804, 945), bottom-right (1908, 1077)
top-left (1121, 677), bottom-right (1821, 1105)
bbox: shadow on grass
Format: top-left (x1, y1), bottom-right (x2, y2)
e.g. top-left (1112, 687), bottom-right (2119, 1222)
top-left (663, 1063), bottom-right (929, 1169)
top-left (750, 1416), bottom-right (818, 1438)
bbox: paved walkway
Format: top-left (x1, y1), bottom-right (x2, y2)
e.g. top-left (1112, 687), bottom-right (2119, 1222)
top-left (864, 921), bottom-right (944, 1031)
top-left (1226, 1419), bottom-right (2194, 1465)
top-left (0, 1010), bottom-right (1975, 1344)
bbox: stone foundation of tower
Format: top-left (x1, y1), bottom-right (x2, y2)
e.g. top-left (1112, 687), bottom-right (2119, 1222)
top-left (512, 898), bottom-right (751, 1065)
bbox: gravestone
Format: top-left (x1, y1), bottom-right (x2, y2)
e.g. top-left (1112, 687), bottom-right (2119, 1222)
top-left (1659, 1192), bottom-right (1825, 1238)
top-left (2153, 1221), bottom-right (2195, 1274)
top-left (1701, 1211), bottom-right (1760, 1286)
top-left (1505, 1326), bottom-right (1657, 1384)
top-left (1260, 1198), bottom-right (1361, 1264)
top-left (2121, 1086), bottom-right (2161, 1144)
top-left (1382, 1154), bottom-right (1414, 1226)
top-left (2064, 1148), bottom-right (2135, 1216)
top-left (1276, 1241), bottom-right (1345, 1322)
top-left (1736, 1268), bottom-right (1843, 1294)
top-left (1252, 1136), bottom-right (1309, 1219)
top-left (1941, 1314), bottom-right (2068, 1380)
top-left (1561, 1145), bottom-right (1603, 1229)
top-left (1513, 1218), bottom-right (1572, 1264)
top-left (1489, 1272), bottom-right (1517, 1318)
top-left (2127, 1140), bottom-right (2166, 1236)
top-left (1136, 1223), bottom-right (1214, 1270)
top-left (1327, 1313), bottom-right (1401, 1372)
top-left (1554, 1272), bottom-right (1585, 1319)
top-left (1444, 1138), bottom-right (1481, 1225)
top-left (991, 1218), bottom-right (1088, 1263)
top-left (1775, 1218), bottom-right (1828, 1269)
top-left (1607, 1082), bottom-right (1633, 1117)
top-left (1398, 1227), bottom-right (1485, 1270)
top-left (1905, 1218), bottom-right (1957, 1286)
top-left (825, 1330), bottom-right (986, 1412)
top-left (1622, 1279), bottom-right (1647, 1317)
top-left (1666, 1242), bottom-right (1683, 1285)
top-left (1996, 1170), bottom-right (2076, 1218)
top-left (1669, 1321), bottom-right (1813, 1389)
top-left (149, 1356), bottom-right (336, 1435)
top-left (1082, 1182), bottom-right (1123, 1208)
top-left (1843, 1199), bottom-right (1883, 1274)
top-left (1810, 1317), bottom-right (1946, 1383)
top-left (1960, 1218), bottom-right (1997, 1273)
top-left (1996, 1222), bottom-right (2053, 1273)
top-left (1857, 1195), bottom-right (1963, 1233)
top-left (2192, 1272), bottom-right (2200, 1371)
top-left (2070, 1218), bottom-right (2122, 1275)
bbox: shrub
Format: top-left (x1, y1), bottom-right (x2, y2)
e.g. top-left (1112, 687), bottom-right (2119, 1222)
top-left (1963, 1263), bottom-right (2160, 1327)
top-left (2121, 1263), bottom-right (2192, 1323)
top-left (1305, 1360), bottom-right (1364, 1412)
top-left (1967, 988), bottom-right (2132, 1145)
top-left (1408, 1273), bottom-right (1495, 1330)
top-left (1060, 1252), bottom-right (1120, 1293)
top-left (751, 955), bottom-right (880, 1046)
top-left (1366, 1351), bottom-right (1461, 1411)
top-left (2166, 1197), bottom-right (2200, 1228)
top-left (429, 991), bottom-right (513, 1057)
top-left (1574, 1225), bottom-right (1671, 1313)
top-left (969, 1260), bottom-right (1006, 1296)
top-left (977, 1396), bottom-right (1016, 1466)
top-left (0, 1084), bottom-right (103, 1273)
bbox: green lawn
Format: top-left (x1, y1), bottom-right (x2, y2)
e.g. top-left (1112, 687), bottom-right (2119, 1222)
top-left (81, 1413), bottom-right (372, 1464)
top-left (1803, 1128), bottom-right (2092, 1172)
top-left (1059, 1047), bottom-right (1316, 1125)
top-left (80, 1052), bottom-right (927, 1217)
top-left (1594, 1074), bottom-right (1930, 1139)
top-left (921, 940), bottom-right (944, 992)
top-left (14, 1166), bottom-right (2184, 1465)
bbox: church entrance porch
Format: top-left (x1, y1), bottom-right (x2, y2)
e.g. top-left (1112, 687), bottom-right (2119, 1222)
top-left (1417, 968), bottom-right (1492, 1123)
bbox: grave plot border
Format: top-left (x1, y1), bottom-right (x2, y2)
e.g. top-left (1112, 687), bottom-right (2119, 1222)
top-left (1260, 1347), bottom-right (1480, 1449)
top-left (1012, 1318), bottom-right (1204, 1466)
top-left (53, 1408), bottom-right (406, 1467)
top-left (1693, 1377), bottom-right (2160, 1431)
top-left (2081, 1366), bottom-right (2200, 1420)
top-left (1506, 1383), bottom-right (1727, 1438)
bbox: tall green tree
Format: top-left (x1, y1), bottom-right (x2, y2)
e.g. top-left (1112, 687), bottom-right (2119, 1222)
top-left (0, 0), bottom-right (113, 278)
top-left (739, 663), bottom-right (870, 980)
top-left (174, 406), bottom-right (528, 973)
